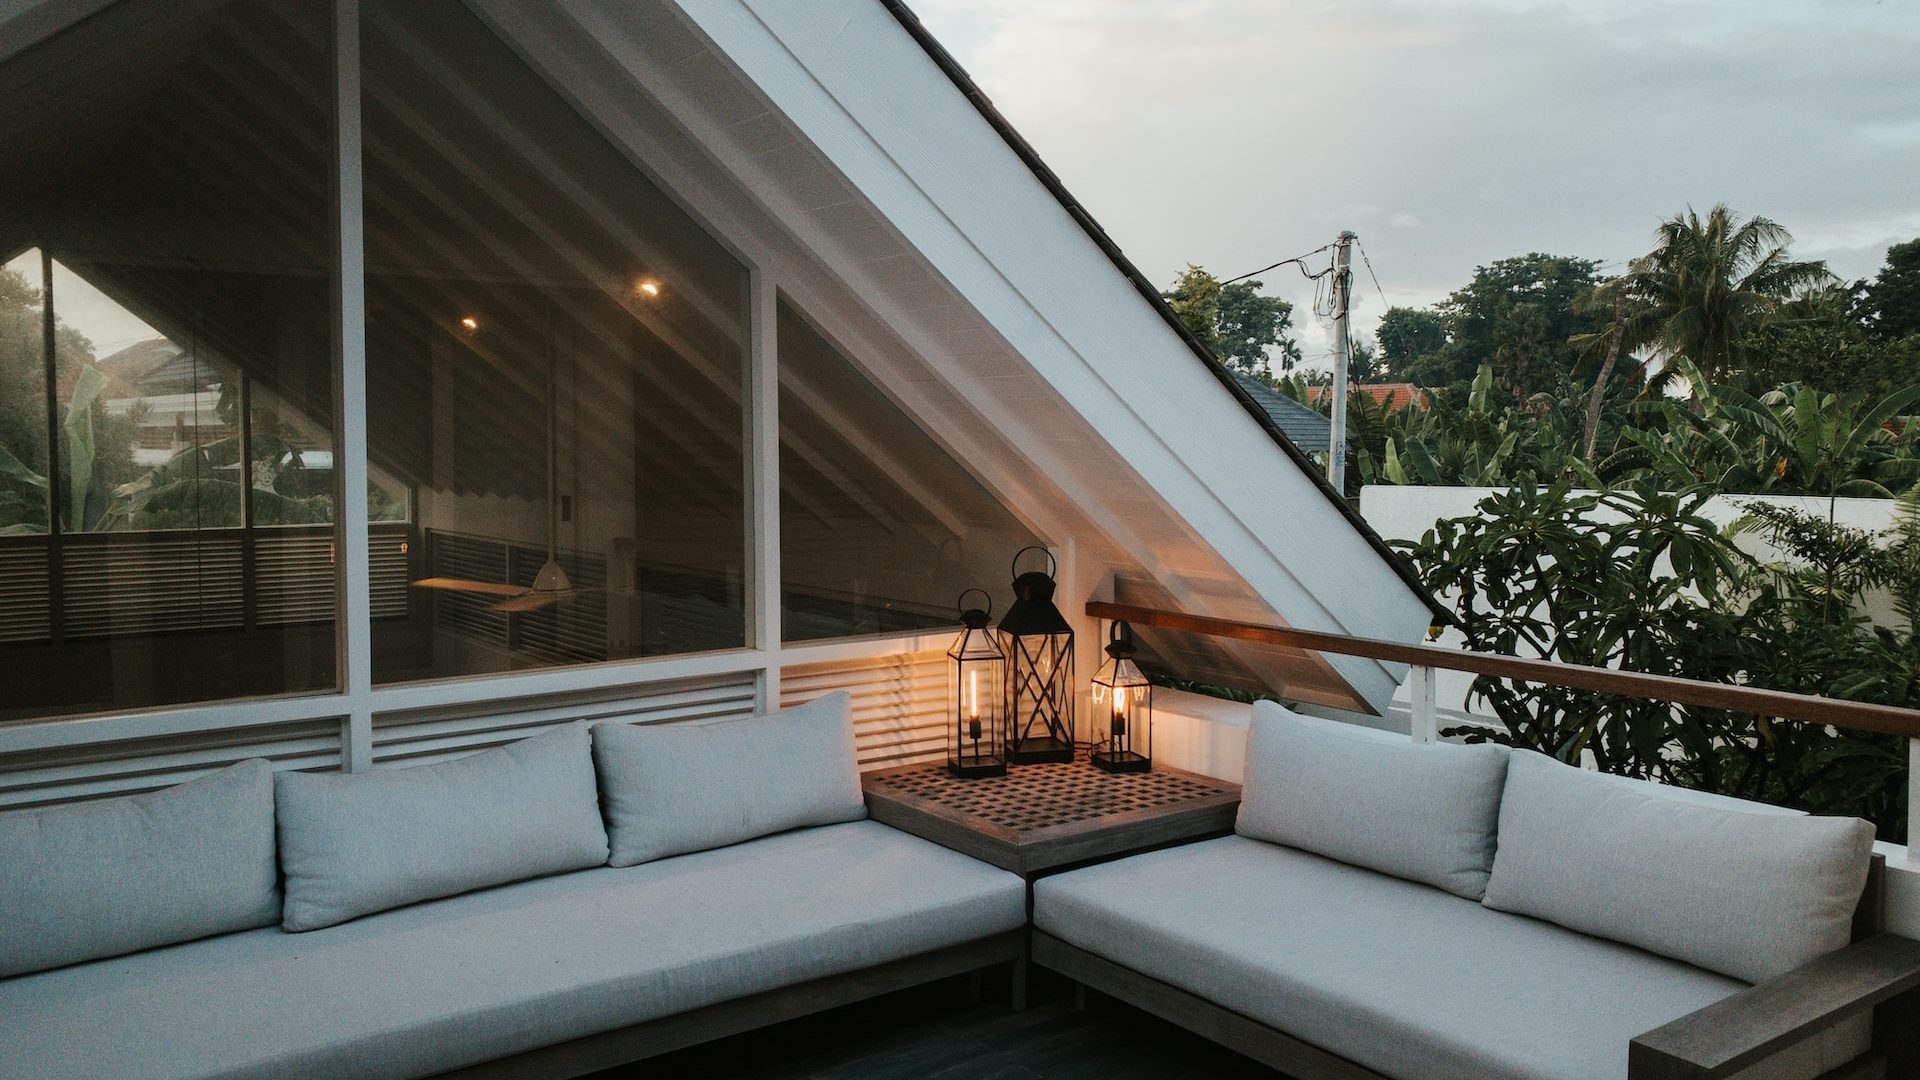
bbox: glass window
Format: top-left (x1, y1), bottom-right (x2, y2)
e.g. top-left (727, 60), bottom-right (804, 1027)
top-left (363, 0), bottom-right (749, 683)
top-left (0, 0), bottom-right (339, 722)
top-left (779, 301), bottom-right (1040, 640)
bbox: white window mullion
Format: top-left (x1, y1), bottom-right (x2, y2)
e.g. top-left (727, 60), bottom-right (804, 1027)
top-left (333, 0), bottom-right (375, 769)
top-left (747, 269), bottom-right (781, 712)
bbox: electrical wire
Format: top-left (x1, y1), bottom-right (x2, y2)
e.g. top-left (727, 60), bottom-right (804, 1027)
top-left (1219, 242), bottom-right (1336, 288)
top-left (1353, 238), bottom-right (1391, 311)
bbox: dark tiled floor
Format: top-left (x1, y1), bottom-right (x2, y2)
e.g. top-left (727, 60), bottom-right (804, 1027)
top-left (608, 969), bottom-right (1280, 1079)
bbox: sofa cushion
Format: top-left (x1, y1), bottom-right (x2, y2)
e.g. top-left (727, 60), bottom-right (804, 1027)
top-left (1235, 701), bottom-right (1509, 899)
top-left (1034, 835), bottom-right (1866, 1080)
top-left (275, 723), bottom-right (608, 932)
top-left (0, 759), bottom-right (279, 979)
top-left (1482, 750), bottom-right (1876, 983)
top-left (593, 691), bottom-right (864, 866)
top-left (0, 820), bottom-right (1025, 1080)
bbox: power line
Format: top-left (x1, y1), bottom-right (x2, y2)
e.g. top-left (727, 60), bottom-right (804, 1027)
top-left (1353, 237), bottom-right (1391, 311)
top-left (1220, 243), bottom-right (1336, 287)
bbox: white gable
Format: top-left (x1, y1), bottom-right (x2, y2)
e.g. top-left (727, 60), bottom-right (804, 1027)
top-left (467, 0), bottom-right (1437, 711)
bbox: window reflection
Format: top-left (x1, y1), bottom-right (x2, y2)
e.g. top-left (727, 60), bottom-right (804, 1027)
top-left (0, 1), bottom-right (342, 722)
top-left (363, 0), bottom-right (748, 683)
top-left (779, 301), bottom-right (1040, 641)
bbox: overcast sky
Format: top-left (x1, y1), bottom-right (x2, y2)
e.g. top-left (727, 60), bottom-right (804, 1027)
top-left (912, 0), bottom-right (1920, 368)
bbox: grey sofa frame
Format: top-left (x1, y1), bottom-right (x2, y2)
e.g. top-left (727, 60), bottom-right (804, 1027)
top-left (434, 930), bottom-right (1024, 1079)
top-left (1033, 856), bottom-right (1920, 1080)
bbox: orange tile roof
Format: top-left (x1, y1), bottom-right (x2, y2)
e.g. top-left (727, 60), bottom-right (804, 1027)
top-left (1307, 383), bottom-right (1430, 411)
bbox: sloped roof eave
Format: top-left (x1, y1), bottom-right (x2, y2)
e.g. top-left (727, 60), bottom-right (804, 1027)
top-left (876, 0), bottom-right (1450, 626)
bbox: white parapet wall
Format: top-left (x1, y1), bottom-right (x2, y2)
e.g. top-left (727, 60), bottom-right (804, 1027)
top-left (1152, 687), bottom-right (1920, 937)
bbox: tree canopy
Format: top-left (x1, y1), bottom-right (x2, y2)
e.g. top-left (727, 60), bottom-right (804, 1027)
top-left (1862, 238), bottom-right (1920, 341)
top-left (1162, 265), bottom-right (1301, 378)
top-left (1378, 253), bottom-right (1606, 396)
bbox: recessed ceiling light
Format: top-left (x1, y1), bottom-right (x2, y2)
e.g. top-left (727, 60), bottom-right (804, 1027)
top-left (459, 316), bottom-right (479, 333)
top-left (636, 280), bottom-right (661, 298)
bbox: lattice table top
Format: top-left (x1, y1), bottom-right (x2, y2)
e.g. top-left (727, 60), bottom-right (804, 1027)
top-left (867, 761), bottom-right (1228, 833)
top-left (864, 761), bottom-right (1240, 875)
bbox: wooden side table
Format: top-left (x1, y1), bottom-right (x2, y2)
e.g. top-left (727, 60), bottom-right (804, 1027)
top-left (863, 760), bottom-right (1241, 1009)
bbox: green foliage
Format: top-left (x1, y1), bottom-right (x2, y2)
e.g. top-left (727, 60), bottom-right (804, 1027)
top-left (1162, 265), bottom-right (1302, 377)
top-left (1624, 204), bottom-right (1834, 388)
top-left (1863, 238), bottom-right (1920, 341)
top-left (1399, 482), bottom-right (1910, 836)
top-left (1400, 253), bottom-right (1607, 394)
top-left (62, 365), bottom-right (104, 529)
top-left (1375, 306), bottom-right (1447, 378)
top-left (1164, 264), bottom-right (1223, 356)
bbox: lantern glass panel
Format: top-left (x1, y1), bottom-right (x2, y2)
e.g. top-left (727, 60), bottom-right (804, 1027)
top-left (1091, 637), bottom-right (1152, 773)
top-left (947, 621), bottom-right (1006, 777)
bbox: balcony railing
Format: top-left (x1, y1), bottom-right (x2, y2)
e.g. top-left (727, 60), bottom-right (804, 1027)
top-left (1086, 600), bottom-right (1920, 857)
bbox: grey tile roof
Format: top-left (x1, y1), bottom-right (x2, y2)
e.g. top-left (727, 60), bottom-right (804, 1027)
top-left (1226, 370), bottom-right (1333, 453)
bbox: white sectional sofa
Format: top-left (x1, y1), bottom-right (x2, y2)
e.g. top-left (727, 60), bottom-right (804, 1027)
top-left (0, 693), bottom-right (1027, 1079)
top-left (1032, 702), bottom-right (1920, 1080)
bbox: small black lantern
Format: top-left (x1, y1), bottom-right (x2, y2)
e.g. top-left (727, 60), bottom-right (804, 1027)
top-left (1090, 621), bottom-right (1152, 773)
top-left (998, 546), bottom-right (1076, 764)
top-left (947, 590), bottom-right (1008, 778)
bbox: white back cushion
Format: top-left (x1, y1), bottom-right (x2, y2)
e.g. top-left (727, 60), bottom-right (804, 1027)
top-left (275, 723), bottom-right (608, 932)
top-left (1235, 701), bottom-right (1510, 899)
top-left (593, 691), bottom-right (865, 866)
top-left (1483, 750), bottom-right (1876, 982)
top-left (0, 759), bottom-right (280, 977)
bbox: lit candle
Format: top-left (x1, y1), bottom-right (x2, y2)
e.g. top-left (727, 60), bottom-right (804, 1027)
top-left (967, 670), bottom-right (982, 742)
top-left (1111, 686), bottom-right (1128, 739)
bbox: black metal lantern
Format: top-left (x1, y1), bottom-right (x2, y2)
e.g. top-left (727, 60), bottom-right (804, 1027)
top-left (1090, 621), bottom-right (1152, 773)
top-left (998, 546), bottom-right (1075, 764)
top-left (947, 590), bottom-right (1008, 778)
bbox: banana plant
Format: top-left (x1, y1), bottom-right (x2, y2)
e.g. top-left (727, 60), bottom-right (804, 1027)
top-left (0, 364), bottom-right (107, 533)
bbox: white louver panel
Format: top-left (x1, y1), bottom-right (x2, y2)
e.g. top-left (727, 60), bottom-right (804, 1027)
top-left (253, 528), bottom-right (334, 626)
top-left (372, 674), bottom-right (757, 769)
top-left (0, 719), bottom-right (342, 810)
top-left (782, 650), bottom-right (946, 771)
top-left (369, 525), bottom-right (410, 620)
top-left (0, 542), bottom-right (50, 643)
top-left (63, 533), bottom-right (245, 638)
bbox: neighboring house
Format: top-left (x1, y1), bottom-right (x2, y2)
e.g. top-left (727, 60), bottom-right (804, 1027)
top-left (1226, 368), bottom-right (1334, 453)
top-left (1309, 381), bottom-right (1431, 412)
top-left (0, 0), bottom-right (1443, 801)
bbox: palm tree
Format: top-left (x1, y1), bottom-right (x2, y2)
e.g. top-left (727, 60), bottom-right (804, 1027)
top-left (1618, 204), bottom-right (1832, 391)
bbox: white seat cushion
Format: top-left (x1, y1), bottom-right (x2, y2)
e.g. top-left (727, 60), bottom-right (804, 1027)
top-left (0, 821), bottom-right (1025, 1080)
top-left (1034, 836), bottom-right (1865, 1080)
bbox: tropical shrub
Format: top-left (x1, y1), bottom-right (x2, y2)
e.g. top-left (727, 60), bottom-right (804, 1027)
top-left (1399, 481), bottom-right (1912, 838)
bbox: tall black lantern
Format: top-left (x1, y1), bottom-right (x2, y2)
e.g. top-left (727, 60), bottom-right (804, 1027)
top-left (1090, 621), bottom-right (1152, 773)
top-left (998, 546), bottom-right (1075, 764)
top-left (947, 590), bottom-right (1008, 778)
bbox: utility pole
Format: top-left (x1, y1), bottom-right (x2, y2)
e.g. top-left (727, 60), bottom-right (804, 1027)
top-left (1327, 230), bottom-right (1356, 495)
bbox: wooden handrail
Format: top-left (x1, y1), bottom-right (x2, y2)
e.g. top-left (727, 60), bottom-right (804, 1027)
top-left (1086, 600), bottom-right (1920, 740)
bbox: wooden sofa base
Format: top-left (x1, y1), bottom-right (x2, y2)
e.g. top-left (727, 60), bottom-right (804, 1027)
top-left (1030, 931), bottom-right (1387, 1080)
top-left (432, 930), bottom-right (1025, 1080)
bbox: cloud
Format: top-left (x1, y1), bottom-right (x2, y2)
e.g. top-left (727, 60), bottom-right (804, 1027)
top-left (913, 0), bottom-right (1920, 365)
